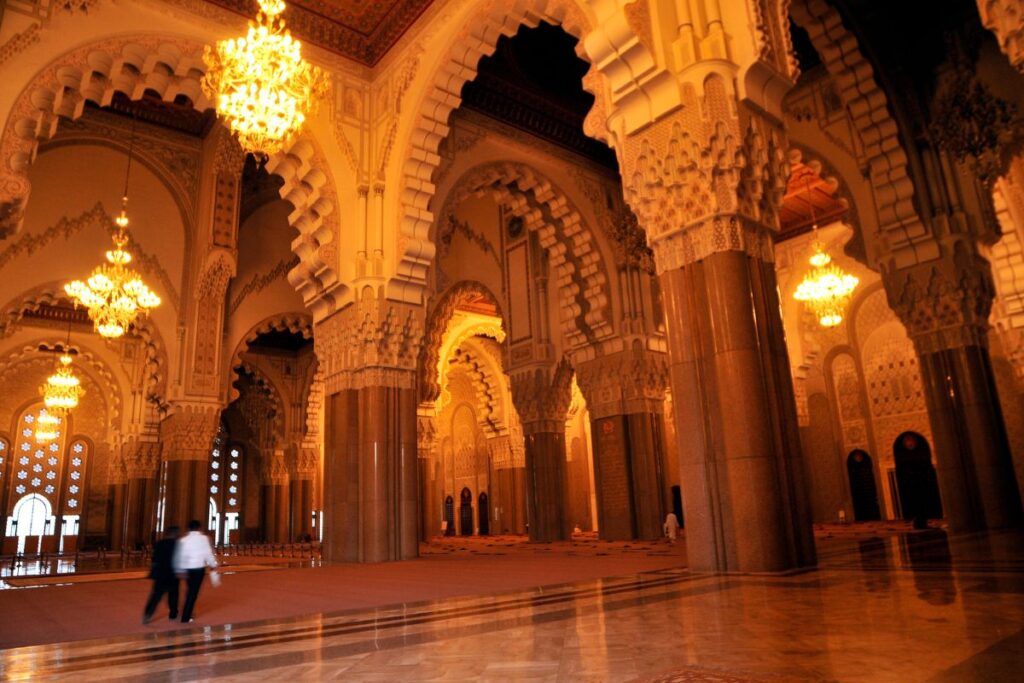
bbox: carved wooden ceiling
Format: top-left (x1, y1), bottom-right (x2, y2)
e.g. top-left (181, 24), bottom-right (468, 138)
top-left (779, 161), bottom-right (849, 240)
top-left (202, 0), bottom-right (435, 65)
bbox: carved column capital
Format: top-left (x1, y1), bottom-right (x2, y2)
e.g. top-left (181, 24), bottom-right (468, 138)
top-left (293, 446), bottom-right (319, 480)
top-left (124, 439), bottom-right (161, 479)
top-left (160, 403), bottom-right (221, 462)
top-left (883, 248), bottom-right (996, 354)
top-left (575, 348), bottom-right (669, 420)
top-left (618, 88), bottom-right (788, 274)
top-left (315, 292), bottom-right (424, 394)
top-left (509, 359), bottom-right (573, 434)
top-left (261, 448), bottom-right (290, 486)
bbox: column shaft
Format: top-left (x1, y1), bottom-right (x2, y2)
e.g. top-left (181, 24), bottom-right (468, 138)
top-left (289, 478), bottom-right (313, 541)
top-left (124, 476), bottom-right (157, 548)
top-left (163, 460), bottom-right (208, 533)
top-left (524, 430), bottom-right (569, 542)
top-left (324, 384), bottom-right (418, 562)
top-left (918, 345), bottom-right (1023, 530)
top-left (106, 483), bottom-right (127, 550)
top-left (661, 250), bottom-right (815, 573)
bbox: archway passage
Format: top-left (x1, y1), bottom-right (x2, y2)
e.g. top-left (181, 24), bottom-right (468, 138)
top-left (10, 493), bottom-right (51, 555)
top-left (478, 493), bottom-right (490, 536)
top-left (894, 433), bottom-right (943, 521)
top-left (459, 488), bottom-right (474, 536)
top-left (847, 450), bottom-right (881, 521)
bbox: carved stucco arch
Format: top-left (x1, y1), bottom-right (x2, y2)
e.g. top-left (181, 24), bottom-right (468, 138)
top-left (237, 359), bottom-right (286, 446)
top-left (391, 0), bottom-right (644, 303)
top-left (789, 0), bottom-right (927, 261)
top-left (0, 35), bottom-right (340, 317)
top-left (0, 340), bottom-right (124, 436)
top-left (0, 283), bottom-right (169, 397)
top-left (451, 340), bottom-right (508, 437)
top-left (226, 312), bottom-right (313, 401)
top-left (440, 161), bottom-right (612, 347)
top-left (419, 280), bottom-right (503, 404)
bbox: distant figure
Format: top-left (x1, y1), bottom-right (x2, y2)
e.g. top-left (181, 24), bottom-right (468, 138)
top-left (142, 526), bottom-right (180, 624)
top-left (174, 519), bottom-right (218, 623)
top-left (663, 512), bottom-right (680, 542)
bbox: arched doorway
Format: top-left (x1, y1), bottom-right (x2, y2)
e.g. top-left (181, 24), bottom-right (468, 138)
top-left (847, 450), bottom-right (881, 521)
top-left (894, 432), bottom-right (943, 521)
top-left (10, 494), bottom-right (51, 555)
top-left (444, 496), bottom-right (455, 536)
top-left (459, 487), bottom-right (473, 536)
top-left (478, 492), bottom-right (490, 536)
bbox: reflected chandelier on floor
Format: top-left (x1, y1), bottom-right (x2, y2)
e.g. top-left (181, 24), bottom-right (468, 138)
top-left (202, 0), bottom-right (328, 158)
top-left (64, 125), bottom-right (161, 338)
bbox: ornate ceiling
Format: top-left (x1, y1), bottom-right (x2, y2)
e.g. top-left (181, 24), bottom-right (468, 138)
top-left (202, 0), bottom-right (435, 66)
top-left (779, 161), bottom-right (848, 239)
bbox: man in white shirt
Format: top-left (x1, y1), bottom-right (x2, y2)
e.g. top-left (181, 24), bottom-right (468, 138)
top-left (173, 519), bottom-right (218, 623)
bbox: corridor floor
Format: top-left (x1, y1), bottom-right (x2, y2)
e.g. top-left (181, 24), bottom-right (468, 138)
top-left (1, 528), bottom-right (1022, 682)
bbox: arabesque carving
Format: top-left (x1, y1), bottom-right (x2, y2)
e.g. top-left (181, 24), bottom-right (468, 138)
top-left (160, 404), bottom-right (220, 462)
top-left (621, 75), bottom-right (787, 273)
top-left (884, 242), bottom-right (996, 355)
top-left (575, 349), bottom-right (669, 420)
top-left (509, 358), bottom-right (573, 434)
top-left (315, 291), bottom-right (423, 393)
top-left (978, 0), bottom-right (1024, 73)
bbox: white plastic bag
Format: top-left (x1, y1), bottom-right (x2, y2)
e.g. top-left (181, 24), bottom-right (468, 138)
top-left (209, 569), bottom-right (222, 587)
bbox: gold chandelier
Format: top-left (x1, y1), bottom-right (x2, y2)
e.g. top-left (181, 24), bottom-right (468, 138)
top-left (202, 0), bottom-right (328, 158)
top-left (793, 238), bottom-right (859, 328)
top-left (40, 351), bottom-right (83, 413)
top-left (35, 409), bottom-right (62, 443)
top-left (65, 130), bottom-right (161, 339)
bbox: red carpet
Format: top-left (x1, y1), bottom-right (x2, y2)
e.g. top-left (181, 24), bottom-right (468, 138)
top-left (0, 535), bottom-right (686, 649)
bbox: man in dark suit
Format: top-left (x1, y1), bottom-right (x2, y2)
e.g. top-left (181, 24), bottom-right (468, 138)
top-left (142, 526), bottom-right (180, 624)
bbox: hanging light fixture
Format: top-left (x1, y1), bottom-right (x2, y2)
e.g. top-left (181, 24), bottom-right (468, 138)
top-left (64, 123), bottom-right (161, 339)
top-left (792, 177), bottom-right (859, 328)
top-left (39, 325), bottom-right (84, 414)
top-left (35, 409), bottom-right (62, 443)
top-left (41, 353), bottom-right (83, 413)
top-left (201, 0), bottom-right (328, 158)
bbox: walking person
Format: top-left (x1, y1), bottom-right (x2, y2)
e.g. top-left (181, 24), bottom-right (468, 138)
top-left (142, 526), bottom-right (180, 624)
top-left (663, 511), bottom-right (680, 543)
top-left (174, 519), bottom-right (218, 623)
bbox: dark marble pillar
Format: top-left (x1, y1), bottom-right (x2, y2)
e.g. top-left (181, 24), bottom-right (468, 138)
top-left (917, 344), bottom-right (1022, 530)
top-left (323, 382), bottom-right (418, 562)
top-left (523, 427), bottom-right (570, 542)
top-left (660, 249), bottom-right (816, 573)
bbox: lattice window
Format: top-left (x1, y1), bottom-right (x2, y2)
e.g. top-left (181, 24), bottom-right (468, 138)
top-left (9, 406), bottom-right (67, 505)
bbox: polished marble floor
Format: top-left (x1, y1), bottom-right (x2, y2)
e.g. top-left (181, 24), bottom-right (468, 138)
top-left (2, 528), bottom-right (1023, 682)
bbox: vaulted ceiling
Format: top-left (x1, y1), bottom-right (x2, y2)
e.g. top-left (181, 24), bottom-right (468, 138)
top-left (202, 0), bottom-right (435, 66)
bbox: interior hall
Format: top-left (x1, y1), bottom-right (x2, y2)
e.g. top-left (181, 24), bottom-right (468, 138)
top-left (0, 0), bottom-right (1023, 681)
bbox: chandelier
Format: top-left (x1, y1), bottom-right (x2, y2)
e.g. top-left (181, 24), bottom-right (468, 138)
top-left (40, 351), bottom-right (83, 413)
top-left (35, 409), bottom-right (62, 443)
top-left (202, 0), bottom-right (328, 158)
top-left (65, 129), bottom-right (161, 339)
top-left (793, 239), bottom-right (859, 327)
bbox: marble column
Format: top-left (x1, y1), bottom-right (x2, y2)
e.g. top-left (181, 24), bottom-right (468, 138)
top-left (417, 407), bottom-right (438, 541)
top-left (290, 446), bottom-right (318, 541)
top-left (577, 350), bottom-right (670, 541)
top-left (123, 441), bottom-right (160, 547)
top-left (160, 406), bottom-right (219, 533)
top-left (323, 381), bottom-right (418, 562)
top-left (510, 363), bottom-right (573, 542)
top-left (657, 249), bottom-right (816, 572)
top-left (488, 434), bottom-right (527, 534)
top-left (106, 454), bottom-right (127, 551)
top-left (888, 254), bottom-right (1024, 531)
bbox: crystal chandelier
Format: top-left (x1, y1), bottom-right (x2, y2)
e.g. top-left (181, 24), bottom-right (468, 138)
top-left (202, 0), bottom-right (328, 158)
top-left (793, 241), bottom-right (860, 327)
top-left (65, 129), bottom-right (161, 339)
top-left (40, 351), bottom-right (83, 413)
top-left (35, 409), bottom-right (62, 443)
